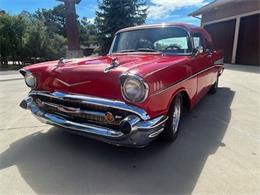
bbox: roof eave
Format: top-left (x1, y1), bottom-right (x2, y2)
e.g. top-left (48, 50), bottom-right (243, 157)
top-left (189, 0), bottom-right (235, 16)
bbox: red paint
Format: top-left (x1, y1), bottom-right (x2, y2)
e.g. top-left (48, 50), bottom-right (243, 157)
top-left (22, 23), bottom-right (224, 118)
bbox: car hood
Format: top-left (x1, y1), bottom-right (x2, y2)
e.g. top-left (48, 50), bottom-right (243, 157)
top-left (24, 54), bottom-right (189, 100)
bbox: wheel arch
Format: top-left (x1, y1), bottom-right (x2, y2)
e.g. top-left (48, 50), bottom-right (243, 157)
top-left (167, 88), bottom-right (191, 113)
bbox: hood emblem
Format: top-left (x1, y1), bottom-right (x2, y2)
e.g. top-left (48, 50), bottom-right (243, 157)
top-left (104, 58), bottom-right (119, 73)
top-left (55, 78), bottom-right (91, 87)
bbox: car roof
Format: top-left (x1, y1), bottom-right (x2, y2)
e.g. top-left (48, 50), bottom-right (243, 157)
top-left (116, 23), bottom-right (202, 34)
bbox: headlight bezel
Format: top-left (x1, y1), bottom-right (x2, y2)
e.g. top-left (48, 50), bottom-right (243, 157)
top-left (120, 74), bottom-right (149, 103)
top-left (20, 69), bottom-right (37, 89)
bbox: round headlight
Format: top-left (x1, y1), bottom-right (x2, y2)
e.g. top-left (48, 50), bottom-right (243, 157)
top-left (122, 76), bottom-right (148, 102)
top-left (24, 72), bottom-right (37, 88)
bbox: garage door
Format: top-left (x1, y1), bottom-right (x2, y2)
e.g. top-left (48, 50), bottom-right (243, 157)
top-left (236, 14), bottom-right (260, 66)
top-left (204, 20), bottom-right (236, 63)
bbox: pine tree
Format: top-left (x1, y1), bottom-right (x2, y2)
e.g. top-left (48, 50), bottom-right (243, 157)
top-left (95, 0), bottom-right (147, 54)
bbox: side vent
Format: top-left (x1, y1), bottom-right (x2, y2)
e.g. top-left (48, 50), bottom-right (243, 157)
top-left (153, 81), bottom-right (163, 92)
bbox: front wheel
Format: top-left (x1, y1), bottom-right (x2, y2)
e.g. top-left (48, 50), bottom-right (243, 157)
top-left (160, 94), bottom-right (182, 142)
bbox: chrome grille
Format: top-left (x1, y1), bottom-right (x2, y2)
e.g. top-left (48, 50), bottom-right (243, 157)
top-left (30, 94), bottom-right (131, 128)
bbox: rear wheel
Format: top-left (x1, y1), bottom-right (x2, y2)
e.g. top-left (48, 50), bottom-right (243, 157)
top-left (209, 76), bottom-right (219, 94)
top-left (160, 94), bottom-right (182, 142)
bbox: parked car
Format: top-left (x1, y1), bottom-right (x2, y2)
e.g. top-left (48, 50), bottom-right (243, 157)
top-left (19, 23), bottom-right (224, 147)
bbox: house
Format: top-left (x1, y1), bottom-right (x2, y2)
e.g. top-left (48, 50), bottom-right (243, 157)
top-left (190, 0), bottom-right (260, 66)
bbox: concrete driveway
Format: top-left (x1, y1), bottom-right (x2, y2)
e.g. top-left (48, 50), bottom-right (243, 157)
top-left (0, 64), bottom-right (259, 194)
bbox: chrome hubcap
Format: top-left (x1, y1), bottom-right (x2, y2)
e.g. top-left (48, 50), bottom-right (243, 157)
top-left (172, 97), bottom-right (181, 134)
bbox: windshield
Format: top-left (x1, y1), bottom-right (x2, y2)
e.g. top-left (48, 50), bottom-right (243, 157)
top-left (110, 27), bottom-right (192, 55)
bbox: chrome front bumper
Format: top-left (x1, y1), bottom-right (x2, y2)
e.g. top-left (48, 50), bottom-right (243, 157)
top-left (20, 91), bottom-right (168, 147)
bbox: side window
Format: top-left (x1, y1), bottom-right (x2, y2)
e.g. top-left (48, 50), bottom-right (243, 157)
top-left (192, 33), bottom-right (205, 51)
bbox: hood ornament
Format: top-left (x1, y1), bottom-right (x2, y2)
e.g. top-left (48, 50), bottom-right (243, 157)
top-left (104, 57), bottom-right (119, 73)
top-left (53, 58), bottom-right (65, 70)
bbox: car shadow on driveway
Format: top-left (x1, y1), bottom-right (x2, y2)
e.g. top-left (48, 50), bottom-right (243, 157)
top-left (0, 87), bottom-right (235, 194)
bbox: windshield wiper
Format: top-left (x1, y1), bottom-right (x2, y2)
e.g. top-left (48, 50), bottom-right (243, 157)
top-left (136, 48), bottom-right (160, 53)
top-left (118, 49), bottom-right (136, 53)
top-left (117, 48), bottom-right (161, 53)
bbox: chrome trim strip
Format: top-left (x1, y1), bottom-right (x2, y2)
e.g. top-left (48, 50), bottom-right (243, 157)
top-left (151, 64), bottom-right (223, 96)
top-left (29, 91), bottom-right (150, 120)
top-left (148, 128), bottom-right (164, 138)
top-left (137, 115), bottom-right (168, 130)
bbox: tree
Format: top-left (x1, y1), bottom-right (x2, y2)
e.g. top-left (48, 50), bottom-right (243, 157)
top-left (23, 17), bottom-right (66, 62)
top-left (35, 5), bottom-right (98, 49)
top-left (95, 0), bottom-right (147, 54)
top-left (0, 11), bottom-right (67, 66)
top-left (35, 4), bottom-right (67, 37)
top-left (0, 13), bottom-right (27, 65)
top-left (80, 17), bottom-right (98, 47)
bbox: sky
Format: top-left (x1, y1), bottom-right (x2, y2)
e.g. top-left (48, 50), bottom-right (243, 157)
top-left (0, 0), bottom-right (213, 26)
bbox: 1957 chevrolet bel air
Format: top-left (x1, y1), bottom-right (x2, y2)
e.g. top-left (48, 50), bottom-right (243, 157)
top-left (19, 23), bottom-right (224, 147)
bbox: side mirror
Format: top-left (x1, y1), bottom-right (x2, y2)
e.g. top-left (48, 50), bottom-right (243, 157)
top-left (193, 46), bottom-right (204, 56)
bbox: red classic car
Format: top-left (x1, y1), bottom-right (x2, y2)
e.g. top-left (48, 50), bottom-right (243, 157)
top-left (19, 23), bottom-right (224, 147)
